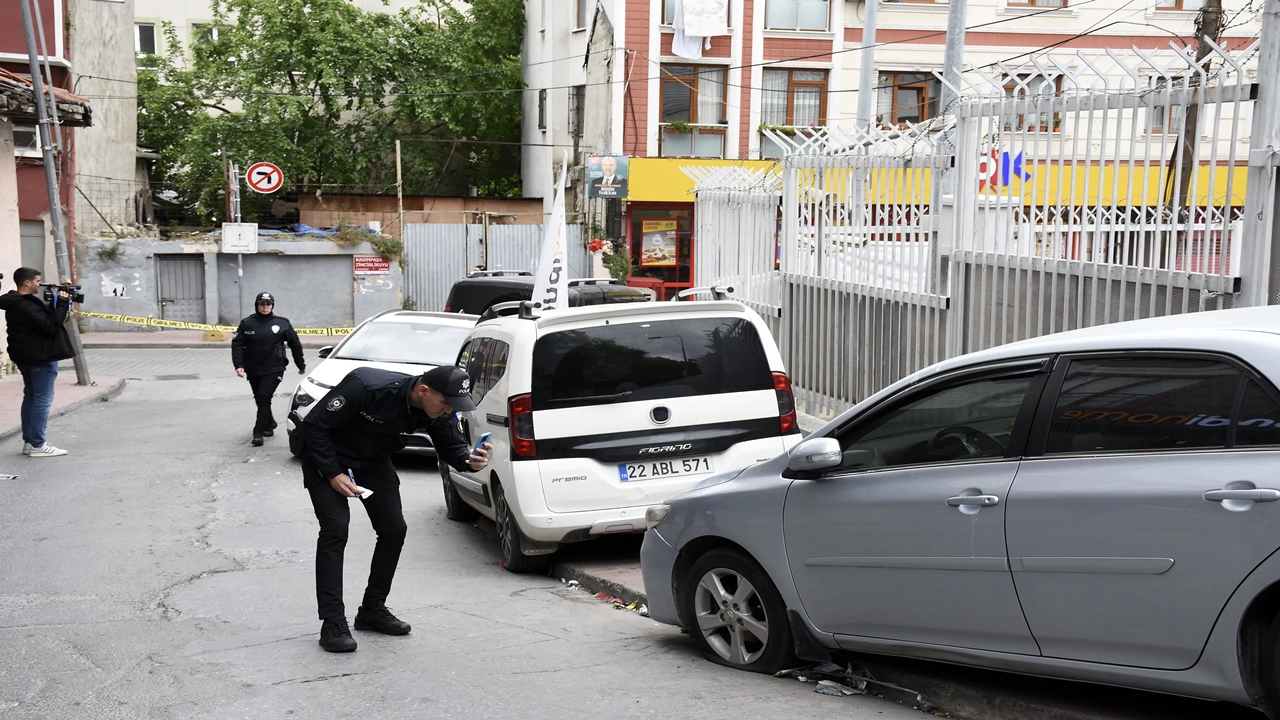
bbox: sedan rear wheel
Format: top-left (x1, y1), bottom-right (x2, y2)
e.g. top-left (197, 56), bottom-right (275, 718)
top-left (684, 548), bottom-right (796, 673)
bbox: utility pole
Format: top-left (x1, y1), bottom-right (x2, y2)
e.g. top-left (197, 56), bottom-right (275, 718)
top-left (19, 0), bottom-right (90, 386)
top-left (940, 0), bottom-right (968, 116)
top-left (1240, 0), bottom-right (1280, 306)
top-left (1171, 0), bottom-right (1223, 210)
top-left (395, 139), bottom-right (404, 239)
top-left (855, 0), bottom-right (879, 131)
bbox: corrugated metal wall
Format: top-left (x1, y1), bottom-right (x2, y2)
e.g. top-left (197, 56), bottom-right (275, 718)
top-left (403, 224), bottom-right (589, 311)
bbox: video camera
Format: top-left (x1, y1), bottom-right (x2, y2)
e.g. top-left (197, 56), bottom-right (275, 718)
top-left (42, 283), bottom-right (85, 306)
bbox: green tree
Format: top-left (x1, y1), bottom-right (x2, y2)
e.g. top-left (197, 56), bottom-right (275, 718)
top-left (138, 0), bottom-right (524, 224)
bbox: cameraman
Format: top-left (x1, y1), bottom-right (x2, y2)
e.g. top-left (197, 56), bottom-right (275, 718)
top-left (0, 268), bottom-right (76, 457)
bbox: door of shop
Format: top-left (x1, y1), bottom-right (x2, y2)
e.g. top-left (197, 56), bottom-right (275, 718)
top-left (628, 206), bottom-right (693, 300)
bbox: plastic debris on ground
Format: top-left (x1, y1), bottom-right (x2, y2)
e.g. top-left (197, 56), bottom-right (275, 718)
top-left (776, 661), bottom-right (946, 715)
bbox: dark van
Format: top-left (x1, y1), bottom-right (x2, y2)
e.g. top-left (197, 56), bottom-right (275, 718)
top-left (443, 272), bottom-right (649, 315)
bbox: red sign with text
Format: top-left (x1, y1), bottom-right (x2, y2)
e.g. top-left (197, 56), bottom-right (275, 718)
top-left (353, 255), bottom-right (391, 275)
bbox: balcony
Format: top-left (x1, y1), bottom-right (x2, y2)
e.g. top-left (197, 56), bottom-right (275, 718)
top-left (659, 123), bottom-right (727, 159)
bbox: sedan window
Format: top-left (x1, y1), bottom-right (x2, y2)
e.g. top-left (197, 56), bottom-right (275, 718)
top-left (1230, 380), bottom-right (1280, 447)
top-left (1044, 358), bottom-right (1239, 454)
top-left (334, 322), bottom-right (471, 366)
top-left (833, 375), bottom-right (1034, 472)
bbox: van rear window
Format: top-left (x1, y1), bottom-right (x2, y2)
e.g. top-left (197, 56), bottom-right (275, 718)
top-left (531, 317), bottom-right (772, 410)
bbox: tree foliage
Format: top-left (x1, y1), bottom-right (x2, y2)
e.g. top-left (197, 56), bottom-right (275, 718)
top-left (138, 0), bottom-right (524, 224)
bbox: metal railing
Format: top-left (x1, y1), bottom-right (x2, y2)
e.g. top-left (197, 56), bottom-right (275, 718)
top-left (695, 39), bottom-right (1260, 420)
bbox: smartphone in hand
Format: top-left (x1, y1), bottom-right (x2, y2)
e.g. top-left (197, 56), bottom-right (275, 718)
top-left (470, 432), bottom-right (492, 458)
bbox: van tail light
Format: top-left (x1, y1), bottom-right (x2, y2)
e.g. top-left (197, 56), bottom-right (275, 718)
top-left (773, 372), bottom-right (798, 435)
top-left (508, 393), bottom-right (537, 458)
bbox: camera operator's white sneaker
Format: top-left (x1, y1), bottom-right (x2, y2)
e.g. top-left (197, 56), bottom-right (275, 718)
top-left (28, 443), bottom-right (67, 458)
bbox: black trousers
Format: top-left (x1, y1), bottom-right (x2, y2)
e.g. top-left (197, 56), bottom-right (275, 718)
top-left (303, 456), bottom-right (407, 621)
top-left (246, 372), bottom-right (282, 434)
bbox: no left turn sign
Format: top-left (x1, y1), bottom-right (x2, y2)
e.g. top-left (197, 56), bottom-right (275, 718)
top-left (245, 162), bottom-right (284, 194)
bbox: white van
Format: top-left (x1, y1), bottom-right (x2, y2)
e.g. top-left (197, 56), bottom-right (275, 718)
top-left (440, 300), bottom-right (803, 572)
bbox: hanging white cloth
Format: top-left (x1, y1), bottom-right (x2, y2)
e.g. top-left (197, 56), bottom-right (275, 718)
top-left (671, 0), bottom-right (705, 60)
top-left (682, 0), bottom-right (729, 37)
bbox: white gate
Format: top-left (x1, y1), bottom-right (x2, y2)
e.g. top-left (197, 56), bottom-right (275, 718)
top-left (698, 39), bottom-right (1260, 420)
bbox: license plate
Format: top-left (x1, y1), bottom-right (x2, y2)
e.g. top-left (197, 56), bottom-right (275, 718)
top-left (618, 456), bottom-right (714, 482)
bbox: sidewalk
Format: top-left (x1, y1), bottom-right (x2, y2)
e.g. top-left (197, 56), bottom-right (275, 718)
top-left (0, 371), bottom-right (125, 443)
top-left (80, 330), bottom-right (343, 349)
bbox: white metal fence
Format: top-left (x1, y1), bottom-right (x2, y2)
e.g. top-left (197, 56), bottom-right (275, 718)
top-left (403, 223), bottom-right (588, 312)
top-left (698, 40), bottom-right (1260, 420)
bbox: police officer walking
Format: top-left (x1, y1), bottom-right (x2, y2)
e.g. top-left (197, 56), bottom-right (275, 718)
top-left (232, 291), bottom-right (305, 446)
top-left (299, 365), bottom-right (492, 653)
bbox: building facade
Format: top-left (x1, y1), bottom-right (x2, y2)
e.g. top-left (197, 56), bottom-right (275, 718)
top-left (523, 0), bottom-right (1263, 299)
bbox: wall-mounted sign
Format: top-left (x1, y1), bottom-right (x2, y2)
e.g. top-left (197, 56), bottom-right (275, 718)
top-left (640, 219), bottom-right (678, 267)
top-left (353, 255), bottom-right (392, 275)
top-left (221, 223), bottom-right (258, 253)
top-left (587, 155), bottom-right (629, 199)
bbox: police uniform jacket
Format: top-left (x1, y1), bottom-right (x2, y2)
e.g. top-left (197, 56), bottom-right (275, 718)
top-left (0, 291), bottom-right (75, 367)
top-left (231, 311), bottom-right (305, 377)
top-left (301, 366), bottom-right (473, 484)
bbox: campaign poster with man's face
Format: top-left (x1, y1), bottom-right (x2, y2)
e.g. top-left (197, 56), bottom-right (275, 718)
top-left (587, 155), bottom-right (629, 199)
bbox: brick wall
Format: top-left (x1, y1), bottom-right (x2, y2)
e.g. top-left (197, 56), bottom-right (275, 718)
top-left (739, 0), bottom-right (755, 158)
top-left (624, 0), bottom-right (650, 157)
top-left (762, 37), bottom-right (832, 63)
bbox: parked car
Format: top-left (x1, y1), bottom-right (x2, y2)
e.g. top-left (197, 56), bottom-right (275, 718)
top-left (443, 271), bottom-right (651, 315)
top-left (440, 298), bottom-right (804, 573)
top-left (640, 305), bottom-right (1280, 715)
top-left (286, 310), bottom-right (478, 457)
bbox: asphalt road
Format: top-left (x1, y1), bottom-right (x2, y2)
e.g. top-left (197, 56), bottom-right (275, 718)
top-left (0, 363), bottom-right (925, 720)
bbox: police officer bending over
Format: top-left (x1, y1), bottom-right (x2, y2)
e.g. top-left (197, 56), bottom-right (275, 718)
top-left (231, 292), bottom-right (305, 446)
top-left (300, 365), bottom-right (492, 653)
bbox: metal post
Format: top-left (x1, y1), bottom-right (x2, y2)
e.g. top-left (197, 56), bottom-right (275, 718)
top-left (237, 253), bottom-right (244, 319)
top-left (939, 0), bottom-right (968, 113)
top-left (19, 0), bottom-right (89, 385)
top-left (395, 139), bottom-right (405, 237)
top-left (1240, 0), bottom-right (1280, 306)
top-left (856, 0), bottom-right (878, 130)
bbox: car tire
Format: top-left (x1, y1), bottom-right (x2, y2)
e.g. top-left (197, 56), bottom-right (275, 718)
top-left (683, 548), bottom-right (797, 674)
top-left (441, 462), bottom-right (479, 522)
top-left (493, 482), bottom-right (551, 574)
top-left (1259, 612), bottom-right (1280, 718)
top-left (287, 428), bottom-right (304, 458)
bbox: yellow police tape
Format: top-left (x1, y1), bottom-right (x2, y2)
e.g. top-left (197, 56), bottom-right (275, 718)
top-left (74, 310), bottom-right (354, 336)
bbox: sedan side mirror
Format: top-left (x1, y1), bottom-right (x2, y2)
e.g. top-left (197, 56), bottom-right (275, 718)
top-left (787, 437), bottom-right (842, 474)
top-left (317, 346), bottom-right (333, 359)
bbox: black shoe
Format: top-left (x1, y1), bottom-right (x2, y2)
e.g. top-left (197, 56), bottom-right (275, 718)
top-left (319, 618), bottom-right (357, 652)
top-left (354, 605), bottom-right (411, 635)
top-left (262, 429), bottom-right (274, 437)
top-left (251, 434), bottom-right (264, 447)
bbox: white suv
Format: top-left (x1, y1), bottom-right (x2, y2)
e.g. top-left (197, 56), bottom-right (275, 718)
top-left (440, 299), bottom-right (802, 572)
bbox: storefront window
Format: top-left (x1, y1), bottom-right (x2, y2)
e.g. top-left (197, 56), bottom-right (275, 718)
top-left (628, 208), bottom-right (693, 298)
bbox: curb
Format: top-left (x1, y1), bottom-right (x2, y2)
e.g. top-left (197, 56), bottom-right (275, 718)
top-left (550, 560), bottom-right (647, 606)
top-left (0, 378), bottom-right (128, 443)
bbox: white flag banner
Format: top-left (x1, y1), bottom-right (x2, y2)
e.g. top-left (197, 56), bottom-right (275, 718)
top-left (532, 158), bottom-right (570, 312)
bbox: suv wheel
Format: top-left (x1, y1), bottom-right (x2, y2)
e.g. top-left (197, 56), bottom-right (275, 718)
top-left (493, 482), bottom-right (551, 574)
top-left (684, 548), bottom-right (796, 673)
top-left (440, 462), bottom-right (478, 522)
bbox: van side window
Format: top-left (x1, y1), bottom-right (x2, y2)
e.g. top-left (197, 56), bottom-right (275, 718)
top-left (834, 375), bottom-right (1033, 472)
top-left (1235, 380), bottom-right (1280, 447)
top-left (1044, 357), bottom-right (1240, 454)
top-left (464, 338), bottom-right (491, 405)
top-left (484, 341), bottom-right (511, 401)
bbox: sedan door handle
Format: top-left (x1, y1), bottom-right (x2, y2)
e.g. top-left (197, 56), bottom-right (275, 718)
top-left (946, 495), bottom-right (1000, 507)
top-left (1204, 489), bottom-right (1280, 502)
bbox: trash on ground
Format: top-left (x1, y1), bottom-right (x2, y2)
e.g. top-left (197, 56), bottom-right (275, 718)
top-left (815, 679), bottom-right (860, 696)
top-left (567, 580), bottom-right (579, 588)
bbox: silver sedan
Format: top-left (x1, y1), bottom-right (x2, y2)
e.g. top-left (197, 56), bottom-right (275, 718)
top-left (641, 306), bottom-right (1280, 716)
